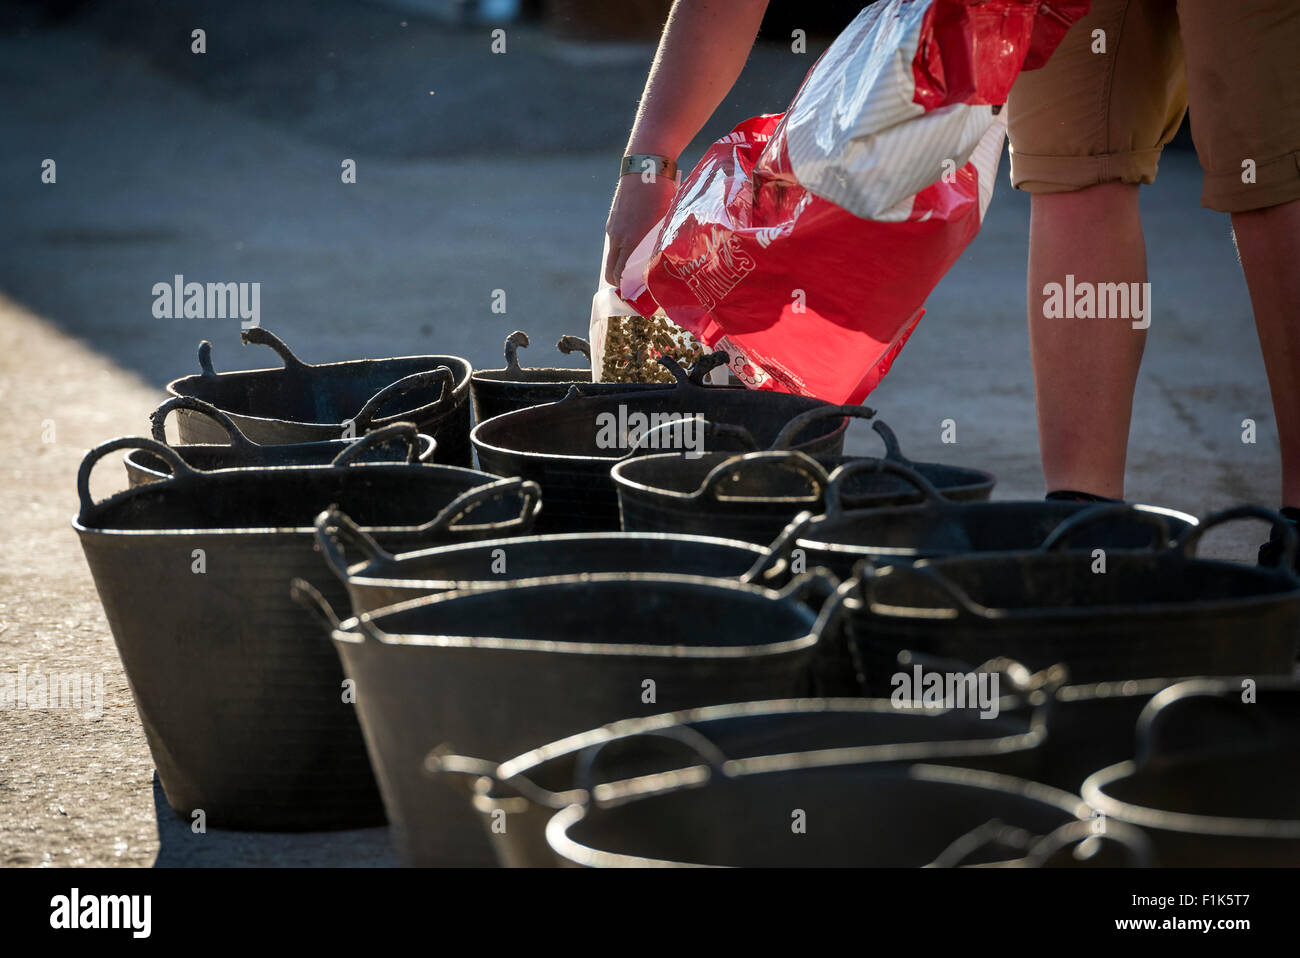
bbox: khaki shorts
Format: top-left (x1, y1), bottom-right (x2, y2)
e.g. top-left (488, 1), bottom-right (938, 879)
top-left (1007, 0), bottom-right (1300, 212)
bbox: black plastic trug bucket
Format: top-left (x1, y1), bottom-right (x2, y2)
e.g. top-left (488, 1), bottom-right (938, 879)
top-left (450, 697), bottom-right (1040, 868)
top-left (848, 505), bottom-right (1300, 694)
top-left (547, 761), bottom-right (1089, 867)
top-left (774, 459), bottom-right (1197, 578)
top-left (1083, 678), bottom-right (1300, 866)
top-left (614, 443), bottom-right (834, 543)
top-left (796, 406), bottom-right (995, 503)
top-left (898, 656), bottom-right (1236, 795)
top-left (612, 407), bottom-right (994, 544)
top-left (165, 328), bottom-right (475, 466)
top-left (72, 428), bottom-right (539, 831)
top-left (126, 396), bottom-right (437, 486)
top-left (300, 570), bottom-right (847, 866)
top-left (471, 354), bottom-right (848, 533)
top-left (470, 330), bottom-right (666, 423)
top-left (1018, 675), bottom-right (1212, 794)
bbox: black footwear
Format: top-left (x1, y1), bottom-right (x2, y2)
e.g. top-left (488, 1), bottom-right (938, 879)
top-left (1045, 489), bottom-right (1124, 504)
top-left (1257, 507), bottom-right (1300, 570)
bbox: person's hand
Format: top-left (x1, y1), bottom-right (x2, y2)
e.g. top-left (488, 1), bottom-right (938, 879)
top-left (604, 173), bottom-right (678, 288)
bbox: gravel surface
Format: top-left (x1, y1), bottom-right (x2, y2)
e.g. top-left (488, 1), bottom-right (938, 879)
top-left (0, 299), bottom-right (395, 866)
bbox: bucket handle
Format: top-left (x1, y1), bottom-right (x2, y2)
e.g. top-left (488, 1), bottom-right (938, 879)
top-left (623, 418), bottom-right (759, 458)
top-left (503, 330), bottom-right (530, 371)
top-left (316, 479), bottom-right (541, 559)
top-left (1039, 503), bottom-right (1173, 553)
top-left (501, 332), bottom-right (589, 371)
top-left (928, 818), bottom-right (1155, 868)
top-left (741, 511), bottom-right (817, 585)
top-left (656, 351), bottom-right (728, 388)
top-left (350, 367), bottom-right (456, 432)
top-left (423, 752), bottom-right (499, 785)
top-left (289, 578), bottom-right (342, 632)
top-left (241, 327), bottom-right (311, 371)
top-left (857, 561), bottom-right (995, 621)
top-left (555, 347), bottom-right (720, 401)
top-left (1173, 504), bottom-right (1300, 572)
top-left (890, 649), bottom-right (1064, 741)
top-left (77, 437), bottom-right (196, 515)
top-left (329, 422), bottom-right (424, 467)
top-left (693, 450), bottom-right (830, 505)
top-left (804, 578), bottom-right (861, 699)
top-left (770, 403), bottom-right (876, 451)
top-left (823, 458), bottom-right (945, 519)
top-left (424, 752), bottom-right (581, 810)
top-left (1132, 678), bottom-right (1280, 769)
top-left (573, 726), bottom-right (732, 805)
top-left (777, 568), bottom-right (842, 613)
top-left (314, 506), bottom-right (398, 582)
top-left (149, 395), bottom-right (258, 450)
top-left (869, 419), bottom-right (909, 461)
top-left (808, 577), bottom-right (855, 649)
top-left (687, 350), bottom-right (729, 385)
top-left (893, 650), bottom-right (1057, 699)
top-left (417, 477), bottom-right (543, 537)
top-left (427, 726), bottom-right (732, 812)
top-left (557, 335), bottom-right (591, 361)
top-left (558, 383), bottom-right (589, 403)
top-left (1018, 819), bottom-right (1156, 869)
top-left (356, 613), bottom-right (390, 644)
top-left (925, 819), bottom-right (1038, 868)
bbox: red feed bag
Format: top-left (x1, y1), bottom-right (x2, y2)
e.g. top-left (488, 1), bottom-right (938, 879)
top-left (620, 0), bottom-right (1088, 404)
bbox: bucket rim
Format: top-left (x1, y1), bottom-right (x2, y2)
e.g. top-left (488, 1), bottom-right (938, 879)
top-left (73, 460), bottom-right (505, 535)
top-left (859, 554), bottom-right (1300, 623)
top-left (797, 501), bottom-right (1200, 558)
top-left (164, 352), bottom-right (473, 431)
top-left (471, 389), bottom-right (846, 464)
top-left (122, 433), bottom-right (438, 481)
top-left (546, 761), bottom-right (1090, 868)
top-left (330, 571), bottom-right (824, 658)
top-left (493, 695), bottom-right (1028, 784)
top-left (1083, 758), bottom-right (1300, 838)
top-left (340, 529), bottom-right (769, 589)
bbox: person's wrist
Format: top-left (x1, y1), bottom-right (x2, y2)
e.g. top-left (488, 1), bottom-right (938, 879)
top-left (620, 174), bottom-right (677, 190)
top-left (621, 155), bottom-right (677, 182)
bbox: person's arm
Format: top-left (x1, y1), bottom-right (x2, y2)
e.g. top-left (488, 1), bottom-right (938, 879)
top-left (604, 0), bottom-right (770, 286)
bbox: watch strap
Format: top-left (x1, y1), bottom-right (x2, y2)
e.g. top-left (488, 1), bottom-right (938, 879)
top-left (621, 154), bottom-right (678, 179)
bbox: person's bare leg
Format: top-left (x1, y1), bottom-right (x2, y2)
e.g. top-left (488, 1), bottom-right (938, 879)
top-left (1230, 198), bottom-right (1300, 509)
top-left (1028, 182), bottom-right (1148, 498)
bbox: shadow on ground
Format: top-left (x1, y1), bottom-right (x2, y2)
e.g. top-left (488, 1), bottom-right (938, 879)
top-left (151, 775), bottom-right (396, 867)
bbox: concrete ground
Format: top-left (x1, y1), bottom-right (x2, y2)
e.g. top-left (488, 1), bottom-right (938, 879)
top-left (0, 3), bottom-right (1283, 866)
